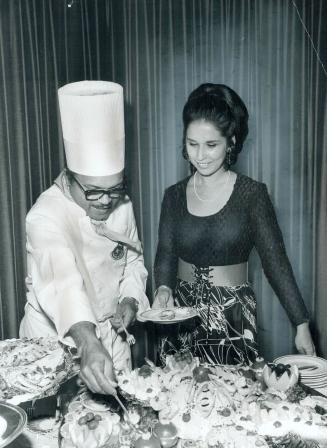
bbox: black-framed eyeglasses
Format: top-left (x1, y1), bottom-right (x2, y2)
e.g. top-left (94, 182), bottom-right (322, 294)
top-left (72, 175), bottom-right (127, 201)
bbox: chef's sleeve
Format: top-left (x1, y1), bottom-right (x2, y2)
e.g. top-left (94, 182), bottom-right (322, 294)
top-left (118, 203), bottom-right (150, 313)
top-left (26, 213), bottom-right (98, 341)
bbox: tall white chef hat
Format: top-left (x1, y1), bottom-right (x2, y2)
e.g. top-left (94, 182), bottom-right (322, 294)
top-left (58, 80), bottom-right (125, 176)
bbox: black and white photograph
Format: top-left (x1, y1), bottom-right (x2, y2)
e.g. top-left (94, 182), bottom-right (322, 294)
top-left (0, 1), bottom-right (326, 447)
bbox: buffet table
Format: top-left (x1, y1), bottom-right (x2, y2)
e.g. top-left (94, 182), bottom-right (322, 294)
top-left (1, 337), bottom-right (327, 448)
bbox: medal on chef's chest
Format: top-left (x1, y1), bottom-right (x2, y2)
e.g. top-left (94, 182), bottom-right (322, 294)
top-left (111, 242), bottom-right (125, 260)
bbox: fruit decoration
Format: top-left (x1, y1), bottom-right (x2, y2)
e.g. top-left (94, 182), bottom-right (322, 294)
top-left (195, 381), bottom-right (216, 417)
top-left (251, 357), bottom-right (267, 383)
top-left (172, 351), bottom-right (193, 368)
top-left (138, 365), bottom-right (154, 378)
top-left (286, 383), bottom-right (308, 403)
top-left (268, 363), bottom-right (292, 378)
top-left (134, 432), bottom-right (161, 448)
top-left (154, 422), bottom-right (177, 438)
top-left (193, 366), bottom-right (211, 383)
top-left (239, 366), bottom-right (256, 381)
top-left (263, 363), bottom-right (299, 392)
top-left (252, 357), bottom-right (266, 371)
top-left (163, 350), bottom-right (199, 373)
top-left (78, 412), bottom-right (102, 430)
top-left (153, 422), bottom-right (178, 448)
top-left (182, 412), bottom-right (191, 422)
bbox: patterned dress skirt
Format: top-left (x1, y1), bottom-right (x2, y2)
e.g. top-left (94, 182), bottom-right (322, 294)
top-left (158, 268), bottom-right (258, 366)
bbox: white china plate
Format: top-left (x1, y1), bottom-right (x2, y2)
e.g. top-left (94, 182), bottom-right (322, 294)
top-left (274, 355), bottom-right (327, 375)
top-left (138, 307), bottom-right (198, 324)
top-left (303, 380), bottom-right (327, 387)
top-left (301, 372), bottom-right (327, 378)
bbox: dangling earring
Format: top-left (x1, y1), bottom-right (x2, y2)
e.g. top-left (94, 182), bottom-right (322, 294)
top-left (226, 147), bottom-right (232, 166)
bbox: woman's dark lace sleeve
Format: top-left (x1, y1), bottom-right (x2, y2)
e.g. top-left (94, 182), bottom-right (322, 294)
top-left (154, 189), bottom-right (179, 290)
top-left (250, 184), bottom-right (309, 326)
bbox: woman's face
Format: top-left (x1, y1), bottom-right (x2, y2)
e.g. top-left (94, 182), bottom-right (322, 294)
top-left (185, 119), bottom-right (228, 176)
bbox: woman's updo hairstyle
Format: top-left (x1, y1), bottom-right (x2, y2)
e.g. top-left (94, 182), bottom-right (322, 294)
top-left (182, 83), bottom-right (249, 168)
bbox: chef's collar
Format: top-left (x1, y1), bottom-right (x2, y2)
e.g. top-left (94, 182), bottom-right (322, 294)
top-left (54, 169), bottom-right (74, 201)
top-left (53, 169), bottom-right (142, 253)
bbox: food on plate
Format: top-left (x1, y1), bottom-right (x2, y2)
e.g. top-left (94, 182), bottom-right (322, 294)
top-left (159, 309), bottom-right (176, 320)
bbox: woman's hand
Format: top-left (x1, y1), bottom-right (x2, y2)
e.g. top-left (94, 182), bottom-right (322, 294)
top-left (295, 322), bottom-right (316, 356)
top-left (152, 285), bottom-right (174, 309)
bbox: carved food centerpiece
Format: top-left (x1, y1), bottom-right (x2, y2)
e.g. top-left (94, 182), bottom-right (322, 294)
top-left (118, 352), bottom-right (327, 447)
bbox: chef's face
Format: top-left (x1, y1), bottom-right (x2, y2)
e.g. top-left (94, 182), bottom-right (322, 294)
top-left (69, 171), bottom-right (126, 221)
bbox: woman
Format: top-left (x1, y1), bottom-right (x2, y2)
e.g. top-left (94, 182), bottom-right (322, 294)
top-left (153, 83), bottom-right (315, 365)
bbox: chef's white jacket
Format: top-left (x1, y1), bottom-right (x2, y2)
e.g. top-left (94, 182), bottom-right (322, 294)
top-left (19, 177), bottom-right (149, 370)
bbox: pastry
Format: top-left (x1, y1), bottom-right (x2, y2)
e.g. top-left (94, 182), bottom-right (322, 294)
top-left (159, 309), bottom-right (176, 320)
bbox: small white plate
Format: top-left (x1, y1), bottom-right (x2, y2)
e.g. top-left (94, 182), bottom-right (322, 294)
top-left (301, 372), bottom-right (327, 379)
top-left (138, 307), bottom-right (198, 324)
top-left (274, 355), bottom-right (327, 375)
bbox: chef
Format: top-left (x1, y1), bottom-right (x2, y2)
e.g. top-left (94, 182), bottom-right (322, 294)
top-left (20, 81), bottom-right (149, 395)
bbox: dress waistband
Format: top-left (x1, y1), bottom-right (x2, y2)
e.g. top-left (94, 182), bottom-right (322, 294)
top-left (177, 258), bottom-right (248, 287)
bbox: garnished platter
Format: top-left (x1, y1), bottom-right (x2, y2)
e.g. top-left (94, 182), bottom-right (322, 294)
top-left (0, 337), bottom-right (78, 405)
top-left (117, 353), bottom-right (327, 447)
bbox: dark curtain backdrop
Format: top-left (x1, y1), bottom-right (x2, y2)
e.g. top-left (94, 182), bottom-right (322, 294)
top-left (0, 0), bottom-right (326, 362)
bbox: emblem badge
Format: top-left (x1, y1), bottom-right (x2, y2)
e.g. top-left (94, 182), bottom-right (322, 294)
top-left (111, 243), bottom-right (125, 260)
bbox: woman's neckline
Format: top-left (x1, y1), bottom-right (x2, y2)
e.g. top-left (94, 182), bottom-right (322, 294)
top-left (184, 172), bottom-right (240, 218)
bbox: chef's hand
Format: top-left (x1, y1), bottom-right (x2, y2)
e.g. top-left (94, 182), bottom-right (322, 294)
top-left (69, 321), bottom-right (117, 395)
top-left (110, 297), bottom-right (138, 334)
top-left (152, 285), bottom-right (174, 309)
top-left (295, 322), bottom-right (316, 356)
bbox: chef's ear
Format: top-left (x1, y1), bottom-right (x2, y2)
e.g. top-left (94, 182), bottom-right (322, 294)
top-left (65, 168), bottom-right (74, 184)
